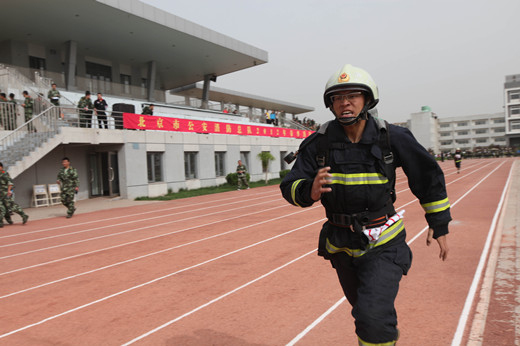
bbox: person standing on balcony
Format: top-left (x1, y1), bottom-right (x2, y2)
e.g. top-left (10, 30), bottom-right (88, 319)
top-left (57, 157), bottom-right (79, 218)
top-left (94, 93), bottom-right (108, 129)
top-left (141, 104), bottom-right (154, 115)
top-left (47, 83), bottom-right (61, 106)
top-left (0, 163), bottom-right (29, 226)
top-left (21, 91), bottom-right (34, 132)
top-left (77, 91), bottom-right (93, 128)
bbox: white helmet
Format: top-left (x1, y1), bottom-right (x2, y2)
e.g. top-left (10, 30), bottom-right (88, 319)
top-left (324, 64), bottom-right (379, 126)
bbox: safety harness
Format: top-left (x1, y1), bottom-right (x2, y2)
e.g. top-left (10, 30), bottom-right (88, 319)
top-left (313, 117), bottom-right (396, 231)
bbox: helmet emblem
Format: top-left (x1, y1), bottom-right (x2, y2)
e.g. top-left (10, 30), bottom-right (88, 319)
top-left (338, 73), bottom-right (350, 83)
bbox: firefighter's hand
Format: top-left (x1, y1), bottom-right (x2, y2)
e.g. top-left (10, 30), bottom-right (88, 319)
top-left (427, 228), bottom-right (448, 261)
top-left (311, 166), bottom-right (332, 201)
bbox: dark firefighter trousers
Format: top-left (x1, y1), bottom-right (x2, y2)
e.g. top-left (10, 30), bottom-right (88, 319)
top-left (329, 231), bottom-right (412, 344)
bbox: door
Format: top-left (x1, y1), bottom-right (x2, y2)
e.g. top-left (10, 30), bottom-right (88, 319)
top-left (89, 151), bottom-right (120, 197)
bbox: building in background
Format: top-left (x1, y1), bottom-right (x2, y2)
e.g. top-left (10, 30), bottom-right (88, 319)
top-left (407, 106), bottom-right (439, 153)
top-left (504, 74), bottom-right (520, 146)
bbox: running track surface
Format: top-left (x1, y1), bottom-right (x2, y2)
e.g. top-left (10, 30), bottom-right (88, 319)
top-left (0, 158), bottom-right (516, 345)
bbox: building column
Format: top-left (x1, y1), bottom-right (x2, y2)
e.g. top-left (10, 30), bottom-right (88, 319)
top-left (220, 101), bottom-right (225, 111)
top-left (64, 40), bottom-right (77, 91)
top-left (184, 96), bottom-right (191, 107)
top-left (201, 74), bottom-right (214, 109)
top-left (147, 60), bottom-right (157, 102)
top-left (248, 106), bottom-right (253, 120)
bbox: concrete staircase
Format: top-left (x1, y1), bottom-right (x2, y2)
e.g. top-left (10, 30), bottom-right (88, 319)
top-left (0, 106), bottom-right (65, 178)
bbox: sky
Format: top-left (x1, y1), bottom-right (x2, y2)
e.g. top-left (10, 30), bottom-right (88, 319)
top-left (141, 0), bottom-right (520, 124)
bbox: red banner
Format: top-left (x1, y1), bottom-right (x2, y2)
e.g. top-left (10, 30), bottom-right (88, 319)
top-left (123, 113), bottom-right (312, 139)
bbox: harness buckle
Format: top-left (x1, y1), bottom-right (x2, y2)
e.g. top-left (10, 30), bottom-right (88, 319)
top-left (384, 153), bottom-right (394, 165)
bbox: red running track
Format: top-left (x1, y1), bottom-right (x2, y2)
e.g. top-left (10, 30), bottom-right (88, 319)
top-left (0, 158), bottom-right (515, 345)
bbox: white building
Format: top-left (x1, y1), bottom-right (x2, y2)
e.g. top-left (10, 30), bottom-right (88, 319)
top-left (504, 74), bottom-right (520, 146)
top-left (0, 0), bottom-right (313, 208)
top-left (405, 108), bottom-right (506, 154)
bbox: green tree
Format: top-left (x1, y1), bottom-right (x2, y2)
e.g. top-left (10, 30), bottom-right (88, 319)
top-left (257, 151), bottom-right (275, 183)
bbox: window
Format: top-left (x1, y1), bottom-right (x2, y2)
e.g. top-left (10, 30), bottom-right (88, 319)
top-left (508, 90), bottom-right (520, 102)
top-left (495, 138), bottom-right (506, 142)
top-left (441, 141), bottom-right (452, 146)
top-left (86, 62), bottom-right (112, 80)
top-left (440, 132), bottom-right (451, 137)
top-left (494, 127), bottom-right (505, 133)
top-left (511, 121), bottom-right (520, 130)
top-left (120, 74), bottom-right (131, 94)
top-left (476, 138), bottom-right (487, 143)
top-left (215, 152), bottom-right (226, 177)
top-left (474, 120), bottom-right (487, 125)
top-left (185, 152), bottom-right (198, 179)
top-left (141, 78), bottom-right (148, 97)
top-left (440, 123), bottom-right (450, 128)
top-left (455, 139), bottom-right (469, 144)
top-left (147, 152), bottom-right (163, 182)
top-left (29, 56), bottom-right (46, 70)
top-left (494, 118), bottom-right (505, 124)
top-left (457, 131), bottom-right (469, 136)
top-left (475, 129), bottom-right (488, 134)
top-left (509, 105), bottom-right (520, 116)
top-left (280, 151), bottom-right (287, 170)
top-left (457, 122), bottom-right (468, 127)
top-left (240, 151), bottom-right (249, 169)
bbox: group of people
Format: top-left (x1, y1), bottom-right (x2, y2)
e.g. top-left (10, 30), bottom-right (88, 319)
top-left (264, 110), bottom-right (280, 126)
top-left (0, 90), bottom-right (36, 131)
top-left (0, 157), bottom-right (80, 228)
top-left (293, 115), bottom-right (319, 131)
top-left (77, 90), bottom-right (110, 128)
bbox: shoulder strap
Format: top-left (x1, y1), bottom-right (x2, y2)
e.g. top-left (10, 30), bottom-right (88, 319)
top-left (373, 117), bottom-right (396, 202)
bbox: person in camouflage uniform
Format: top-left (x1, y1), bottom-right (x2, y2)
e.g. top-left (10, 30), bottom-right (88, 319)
top-left (57, 157), bottom-right (79, 218)
top-left (78, 91), bottom-right (93, 128)
top-left (21, 91), bottom-right (34, 132)
top-left (236, 160), bottom-right (250, 190)
top-left (141, 104), bottom-right (154, 115)
top-left (47, 83), bottom-right (61, 106)
top-left (0, 163), bottom-right (29, 226)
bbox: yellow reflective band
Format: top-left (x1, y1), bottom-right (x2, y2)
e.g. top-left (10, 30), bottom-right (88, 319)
top-left (358, 336), bottom-right (396, 346)
top-left (330, 173), bottom-right (388, 185)
top-left (291, 179), bottom-right (305, 207)
top-left (326, 219), bottom-right (405, 258)
top-left (421, 197), bottom-right (450, 214)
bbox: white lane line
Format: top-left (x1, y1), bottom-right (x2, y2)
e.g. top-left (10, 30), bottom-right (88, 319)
top-left (0, 219), bottom-right (325, 340)
top-left (0, 193), bottom-right (279, 248)
top-left (0, 198), bottom-right (283, 260)
top-left (0, 202), bottom-right (294, 276)
top-left (286, 160), bottom-right (509, 345)
top-left (124, 160), bottom-right (502, 345)
top-left (451, 161), bottom-right (514, 346)
top-left (286, 297), bottom-right (347, 346)
top-left (122, 248), bottom-right (318, 346)
top-left (0, 190), bottom-right (279, 240)
top-left (0, 206), bottom-right (319, 299)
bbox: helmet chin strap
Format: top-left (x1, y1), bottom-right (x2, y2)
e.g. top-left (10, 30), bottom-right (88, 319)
top-left (334, 104), bottom-right (370, 127)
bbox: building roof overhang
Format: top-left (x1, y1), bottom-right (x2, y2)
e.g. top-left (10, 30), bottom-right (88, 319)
top-left (171, 83), bottom-right (315, 115)
top-left (0, 0), bottom-right (268, 90)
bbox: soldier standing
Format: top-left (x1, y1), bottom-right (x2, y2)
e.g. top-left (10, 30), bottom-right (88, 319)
top-left (47, 83), bottom-right (61, 106)
top-left (0, 163), bottom-right (29, 226)
top-left (236, 160), bottom-right (250, 190)
top-left (21, 91), bottom-right (34, 131)
top-left (78, 91), bottom-right (93, 128)
top-left (57, 157), bottom-right (79, 218)
top-left (141, 104), bottom-right (154, 115)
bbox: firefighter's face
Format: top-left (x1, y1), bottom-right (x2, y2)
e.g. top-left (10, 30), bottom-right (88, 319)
top-left (331, 91), bottom-right (365, 121)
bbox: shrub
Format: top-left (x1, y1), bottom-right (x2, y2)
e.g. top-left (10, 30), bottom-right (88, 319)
top-left (279, 169), bottom-right (290, 179)
top-left (226, 172), bottom-right (250, 186)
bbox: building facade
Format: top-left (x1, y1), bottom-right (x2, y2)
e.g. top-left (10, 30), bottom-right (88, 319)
top-left (504, 74), bottom-right (520, 146)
